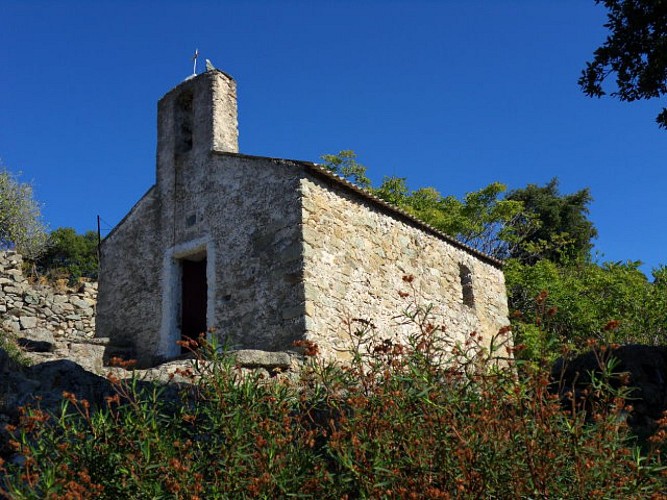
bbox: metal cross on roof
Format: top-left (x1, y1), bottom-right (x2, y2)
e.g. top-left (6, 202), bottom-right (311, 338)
top-left (192, 48), bottom-right (199, 76)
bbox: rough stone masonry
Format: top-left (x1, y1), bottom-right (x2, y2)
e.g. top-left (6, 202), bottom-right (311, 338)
top-left (96, 68), bottom-right (511, 367)
top-left (0, 251), bottom-right (305, 441)
top-left (0, 251), bottom-right (105, 372)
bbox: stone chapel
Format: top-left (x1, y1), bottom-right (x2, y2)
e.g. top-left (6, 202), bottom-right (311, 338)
top-left (96, 69), bottom-right (509, 366)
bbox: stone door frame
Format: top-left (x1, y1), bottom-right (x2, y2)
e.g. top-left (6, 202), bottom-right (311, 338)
top-left (158, 236), bottom-right (216, 359)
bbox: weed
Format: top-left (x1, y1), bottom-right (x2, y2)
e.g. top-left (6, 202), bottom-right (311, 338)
top-left (2, 285), bottom-right (665, 498)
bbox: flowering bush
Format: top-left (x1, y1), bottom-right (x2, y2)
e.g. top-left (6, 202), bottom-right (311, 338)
top-left (2, 290), bottom-right (666, 498)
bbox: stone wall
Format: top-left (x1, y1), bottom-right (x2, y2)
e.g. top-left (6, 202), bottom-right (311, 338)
top-left (96, 186), bottom-right (162, 361)
top-left (0, 251), bottom-right (106, 372)
top-left (300, 176), bottom-right (510, 362)
top-left (202, 155), bottom-right (305, 355)
top-left (98, 155), bottom-right (307, 365)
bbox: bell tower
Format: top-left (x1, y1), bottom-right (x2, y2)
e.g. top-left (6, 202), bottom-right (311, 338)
top-left (156, 69), bottom-right (238, 192)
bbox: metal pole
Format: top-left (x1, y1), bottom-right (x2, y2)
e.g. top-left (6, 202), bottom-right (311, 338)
top-left (97, 215), bottom-right (101, 265)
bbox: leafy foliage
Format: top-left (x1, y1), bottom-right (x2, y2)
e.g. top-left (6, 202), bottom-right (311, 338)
top-left (506, 258), bottom-right (667, 361)
top-left (2, 299), bottom-right (665, 498)
top-left (579, 0), bottom-right (667, 128)
top-left (321, 151), bottom-right (524, 259)
top-left (321, 153), bottom-right (601, 263)
top-left (0, 167), bottom-right (48, 260)
top-left (320, 150), bottom-right (372, 189)
top-left (505, 179), bottom-right (597, 264)
top-left (33, 227), bottom-right (99, 283)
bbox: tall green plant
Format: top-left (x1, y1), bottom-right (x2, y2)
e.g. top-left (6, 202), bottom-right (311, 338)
top-left (506, 258), bottom-right (667, 355)
top-left (321, 150), bottom-right (524, 259)
top-left (505, 178), bottom-right (597, 264)
top-left (3, 288), bottom-right (665, 498)
top-left (0, 166), bottom-right (47, 260)
top-left (33, 227), bottom-right (99, 283)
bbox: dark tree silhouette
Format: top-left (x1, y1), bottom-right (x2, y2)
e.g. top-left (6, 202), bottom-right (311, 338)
top-left (579, 0), bottom-right (667, 128)
top-left (505, 179), bottom-right (597, 264)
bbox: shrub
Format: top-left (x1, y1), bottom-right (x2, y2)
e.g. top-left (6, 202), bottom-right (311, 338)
top-left (32, 227), bottom-right (98, 284)
top-left (2, 296), bottom-right (665, 498)
top-left (0, 167), bottom-right (47, 260)
top-left (506, 258), bottom-right (667, 359)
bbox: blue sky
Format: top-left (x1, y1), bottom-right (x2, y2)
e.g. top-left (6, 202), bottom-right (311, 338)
top-left (1, 1), bottom-right (665, 274)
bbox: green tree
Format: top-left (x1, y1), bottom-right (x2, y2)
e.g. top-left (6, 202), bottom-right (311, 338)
top-left (321, 151), bottom-right (524, 259)
top-left (0, 166), bottom-right (48, 259)
top-left (35, 227), bottom-right (99, 283)
top-left (579, 0), bottom-right (667, 128)
top-left (376, 178), bottom-right (525, 259)
top-left (320, 150), bottom-right (372, 189)
top-left (505, 178), bottom-right (597, 264)
top-left (505, 258), bottom-right (667, 361)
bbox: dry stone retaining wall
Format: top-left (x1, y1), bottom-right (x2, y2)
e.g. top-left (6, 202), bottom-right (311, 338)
top-left (0, 251), bottom-right (105, 372)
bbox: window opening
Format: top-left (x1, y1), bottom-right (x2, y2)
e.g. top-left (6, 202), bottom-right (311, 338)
top-left (174, 91), bottom-right (193, 154)
top-left (459, 264), bottom-right (475, 308)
